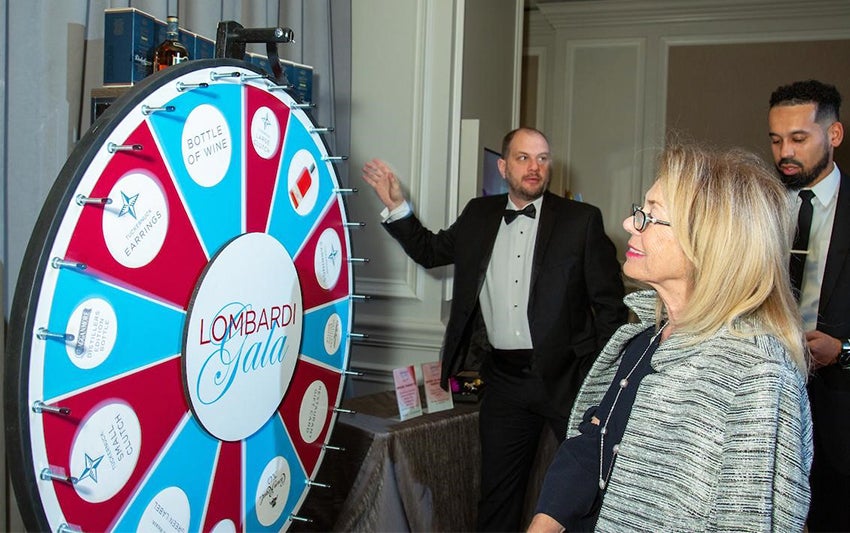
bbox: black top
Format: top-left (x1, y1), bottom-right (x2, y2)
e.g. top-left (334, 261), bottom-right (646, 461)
top-left (535, 325), bottom-right (662, 531)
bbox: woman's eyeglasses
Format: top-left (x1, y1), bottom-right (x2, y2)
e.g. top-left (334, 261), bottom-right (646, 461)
top-left (632, 204), bottom-right (671, 232)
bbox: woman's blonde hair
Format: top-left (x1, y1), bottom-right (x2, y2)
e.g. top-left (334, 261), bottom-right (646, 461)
top-left (655, 143), bottom-right (807, 374)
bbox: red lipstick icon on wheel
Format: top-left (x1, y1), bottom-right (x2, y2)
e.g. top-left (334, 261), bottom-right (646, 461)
top-left (290, 162), bottom-right (316, 210)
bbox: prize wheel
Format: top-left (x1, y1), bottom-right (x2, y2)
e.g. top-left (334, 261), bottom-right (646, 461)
top-left (5, 58), bottom-right (354, 533)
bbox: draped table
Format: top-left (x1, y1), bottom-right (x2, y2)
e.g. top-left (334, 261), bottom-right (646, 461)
top-left (293, 389), bottom-right (557, 532)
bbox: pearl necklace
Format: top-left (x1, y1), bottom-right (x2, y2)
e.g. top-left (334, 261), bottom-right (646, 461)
top-left (598, 321), bottom-right (667, 490)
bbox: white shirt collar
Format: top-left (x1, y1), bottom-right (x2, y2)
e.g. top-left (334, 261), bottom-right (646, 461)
top-left (807, 162), bottom-right (841, 206)
top-left (506, 195), bottom-right (544, 211)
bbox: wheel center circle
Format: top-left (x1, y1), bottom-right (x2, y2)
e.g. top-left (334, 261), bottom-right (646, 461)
top-left (183, 232), bottom-right (303, 441)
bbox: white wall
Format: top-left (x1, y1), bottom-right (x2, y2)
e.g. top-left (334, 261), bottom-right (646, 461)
top-left (346, 0), bottom-right (522, 393)
top-left (526, 0), bottom-right (850, 266)
top-left (462, 0), bottom-right (523, 155)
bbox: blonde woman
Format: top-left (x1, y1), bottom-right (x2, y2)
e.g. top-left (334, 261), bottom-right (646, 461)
top-left (530, 144), bottom-right (812, 532)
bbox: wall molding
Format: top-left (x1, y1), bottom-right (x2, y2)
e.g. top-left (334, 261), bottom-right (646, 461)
top-left (525, 0), bottom-right (850, 259)
top-left (354, 314), bottom-right (446, 349)
top-left (347, 0), bottom-right (460, 376)
top-left (524, 46), bottom-right (548, 131)
top-left (526, 9), bottom-right (554, 37)
top-left (538, 0), bottom-right (850, 29)
top-left (356, 276), bottom-right (420, 299)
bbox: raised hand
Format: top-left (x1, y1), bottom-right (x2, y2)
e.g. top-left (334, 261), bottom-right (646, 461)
top-left (361, 158), bottom-right (406, 210)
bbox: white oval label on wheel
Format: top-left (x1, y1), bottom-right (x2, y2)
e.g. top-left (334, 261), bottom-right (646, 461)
top-left (299, 380), bottom-right (329, 443)
top-left (136, 486), bottom-right (190, 533)
top-left (66, 297), bottom-right (118, 369)
top-left (184, 233), bottom-right (303, 441)
top-left (255, 456), bottom-right (291, 526)
top-left (210, 519), bottom-right (236, 533)
top-left (102, 172), bottom-right (169, 268)
top-left (182, 103), bottom-right (231, 187)
top-left (323, 312), bottom-right (342, 356)
top-left (71, 402), bottom-right (141, 503)
top-left (250, 106), bottom-right (280, 160)
top-left (314, 228), bottom-right (342, 290)
top-left (287, 149), bottom-right (319, 215)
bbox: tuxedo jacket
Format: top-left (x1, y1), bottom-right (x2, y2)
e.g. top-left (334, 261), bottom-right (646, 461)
top-left (810, 170), bottom-right (850, 477)
top-left (384, 191), bottom-right (627, 418)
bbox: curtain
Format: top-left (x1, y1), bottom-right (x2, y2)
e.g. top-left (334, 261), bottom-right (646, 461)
top-left (0, 0), bottom-right (351, 316)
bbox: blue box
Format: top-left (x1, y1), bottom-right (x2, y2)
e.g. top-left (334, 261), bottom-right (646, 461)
top-left (283, 60), bottom-right (314, 104)
top-left (178, 28), bottom-right (196, 62)
top-left (244, 52), bottom-right (267, 74)
top-left (245, 53), bottom-right (314, 104)
top-left (103, 8), bottom-right (159, 85)
top-left (195, 35), bottom-right (216, 59)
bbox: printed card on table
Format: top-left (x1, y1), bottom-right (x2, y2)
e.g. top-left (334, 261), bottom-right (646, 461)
top-left (421, 361), bottom-right (453, 413)
top-left (392, 365), bottom-right (423, 421)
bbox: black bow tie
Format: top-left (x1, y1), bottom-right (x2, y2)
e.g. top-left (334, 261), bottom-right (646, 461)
top-left (503, 203), bottom-right (536, 224)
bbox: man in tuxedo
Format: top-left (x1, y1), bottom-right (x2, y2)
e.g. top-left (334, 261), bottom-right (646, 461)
top-left (361, 127), bottom-right (627, 531)
top-left (768, 79), bottom-right (850, 532)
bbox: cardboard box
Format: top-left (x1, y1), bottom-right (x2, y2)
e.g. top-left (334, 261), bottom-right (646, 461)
top-left (283, 60), bottom-right (314, 104)
top-left (104, 8), bottom-right (204, 84)
top-left (245, 53), bottom-right (314, 104)
top-left (178, 28), bottom-right (196, 59)
top-left (103, 8), bottom-right (159, 85)
top-left (90, 86), bottom-right (131, 124)
top-left (195, 35), bottom-right (216, 60)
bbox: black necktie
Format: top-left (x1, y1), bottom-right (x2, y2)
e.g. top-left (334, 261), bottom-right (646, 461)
top-left (790, 189), bottom-right (815, 301)
top-left (503, 203), bottom-right (536, 224)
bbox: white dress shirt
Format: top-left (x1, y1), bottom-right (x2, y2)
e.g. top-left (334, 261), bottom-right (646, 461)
top-left (478, 197), bottom-right (543, 350)
top-left (381, 196), bottom-right (542, 349)
top-left (381, 201), bottom-right (413, 223)
top-left (797, 163), bottom-right (841, 331)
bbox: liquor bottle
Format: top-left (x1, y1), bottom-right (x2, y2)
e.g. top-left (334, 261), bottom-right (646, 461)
top-left (152, 15), bottom-right (189, 72)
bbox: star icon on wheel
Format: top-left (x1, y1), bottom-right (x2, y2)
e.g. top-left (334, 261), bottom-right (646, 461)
top-left (327, 245), bottom-right (339, 265)
top-left (77, 453), bottom-right (104, 483)
top-left (118, 191), bottom-right (139, 219)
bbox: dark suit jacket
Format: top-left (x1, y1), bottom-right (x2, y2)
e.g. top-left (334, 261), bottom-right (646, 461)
top-left (810, 170), bottom-right (850, 477)
top-left (384, 191), bottom-right (627, 418)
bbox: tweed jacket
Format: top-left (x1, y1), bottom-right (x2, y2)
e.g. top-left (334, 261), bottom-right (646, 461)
top-left (568, 290), bottom-right (813, 532)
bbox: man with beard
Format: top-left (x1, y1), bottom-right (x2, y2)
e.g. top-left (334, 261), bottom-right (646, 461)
top-left (769, 79), bottom-right (849, 531)
top-left (361, 127), bottom-right (627, 531)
